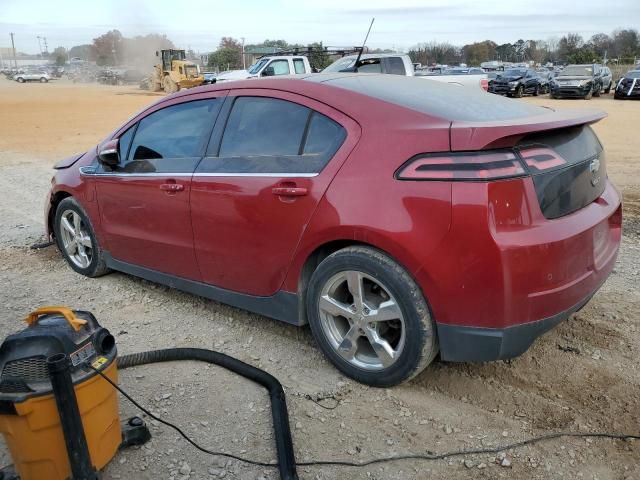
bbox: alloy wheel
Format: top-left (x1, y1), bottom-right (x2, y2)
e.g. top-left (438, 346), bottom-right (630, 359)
top-left (59, 210), bottom-right (93, 269)
top-left (318, 270), bottom-right (406, 371)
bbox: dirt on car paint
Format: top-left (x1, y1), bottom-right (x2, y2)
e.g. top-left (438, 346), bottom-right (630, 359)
top-left (0, 79), bottom-right (638, 479)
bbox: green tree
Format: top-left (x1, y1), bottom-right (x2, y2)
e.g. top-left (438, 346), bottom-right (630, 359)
top-left (52, 46), bottom-right (67, 66)
top-left (208, 37), bottom-right (243, 70)
top-left (92, 29), bottom-right (124, 66)
top-left (68, 44), bottom-right (93, 61)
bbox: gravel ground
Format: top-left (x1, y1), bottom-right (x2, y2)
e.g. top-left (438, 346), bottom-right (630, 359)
top-left (0, 80), bottom-right (638, 480)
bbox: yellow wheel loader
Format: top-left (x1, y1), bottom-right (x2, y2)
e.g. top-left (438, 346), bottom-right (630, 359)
top-left (151, 49), bottom-right (204, 93)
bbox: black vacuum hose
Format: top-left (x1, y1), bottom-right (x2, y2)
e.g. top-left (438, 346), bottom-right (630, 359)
top-left (117, 348), bottom-right (298, 480)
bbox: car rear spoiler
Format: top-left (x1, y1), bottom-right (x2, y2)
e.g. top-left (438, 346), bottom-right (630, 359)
top-left (450, 108), bottom-right (607, 151)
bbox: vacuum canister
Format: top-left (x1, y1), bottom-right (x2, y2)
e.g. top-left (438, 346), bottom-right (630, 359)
top-left (0, 307), bottom-right (120, 480)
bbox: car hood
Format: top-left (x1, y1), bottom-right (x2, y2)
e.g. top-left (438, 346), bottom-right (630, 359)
top-left (53, 152), bottom-right (85, 169)
top-left (496, 75), bottom-right (523, 82)
top-left (215, 69), bottom-right (254, 81)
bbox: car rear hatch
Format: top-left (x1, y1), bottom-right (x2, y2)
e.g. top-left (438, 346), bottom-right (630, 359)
top-left (450, 108), bottom-right (607, 219)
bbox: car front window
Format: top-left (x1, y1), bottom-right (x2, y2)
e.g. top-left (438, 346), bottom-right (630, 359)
top-left (248, 59), bottom-right (268, 75)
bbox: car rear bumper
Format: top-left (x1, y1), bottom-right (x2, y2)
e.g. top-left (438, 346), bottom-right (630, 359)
top-left (415, 179), bottom-right (621, 361)
top-left (437, 289), bottom-right (595, 361)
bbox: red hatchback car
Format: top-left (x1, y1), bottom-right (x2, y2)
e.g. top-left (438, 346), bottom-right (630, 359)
top-left (46, 74), bottom-right (621, 386)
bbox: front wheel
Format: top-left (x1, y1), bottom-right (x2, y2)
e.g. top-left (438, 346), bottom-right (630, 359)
top-left (40, 77), bottom-right (48, 83)
top-left (584, 89), bottom-right (593, 100)
top-left (16, 77), bottom-right (24, 83)
top-left (533, 85), bottom-right (539, 96)
top-left (514, 85), bottom-right (524, 98)
top-left (54, 197), bottom-right (110, 278)
top-left (306, 246), bottom-right (438, 387)
top-left (604, 82), bottom-right (611, 94)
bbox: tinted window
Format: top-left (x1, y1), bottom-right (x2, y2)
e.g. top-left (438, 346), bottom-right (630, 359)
top-left (203, 97), bottom-right (346, 174)
top-left (358, 59), bottom-right (382, 73)
top-left (118, 126), bottom-right (135, 160)
top-left (293, 59), bottom-right (306, 74)
top-left (385, 57), bottom-right (406, 75)
top-left (304, 113), bottom-right (347, 159)
top-left (269, 60), bottom-right (290, 75)
top-left (116, 99), bottom-right (221, 173)
top-left (220, 97), bottom-right (309, 157)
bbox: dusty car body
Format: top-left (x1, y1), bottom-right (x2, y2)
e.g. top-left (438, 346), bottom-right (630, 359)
top-left (46, 75), bottom-right (621, 386)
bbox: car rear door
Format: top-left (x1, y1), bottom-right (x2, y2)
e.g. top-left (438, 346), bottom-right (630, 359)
top-left (190, 89), bottom-right (360, 296)
top-left (92, 94), bottom-right (226, 280)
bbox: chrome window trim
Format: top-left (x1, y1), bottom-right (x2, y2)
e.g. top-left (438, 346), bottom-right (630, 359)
top-left (79, 167), bottom-right (318, 178)
top-left (193, 172), bottom-right (318, 178)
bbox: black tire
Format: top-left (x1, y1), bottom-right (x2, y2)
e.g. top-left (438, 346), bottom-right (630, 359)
top-left (54, 197), bottom-right (110, 278)
top-left (584, 89), bottom-right (593, 100)
top-left (593, 85), bottom-right (601, 97)
top-left (604, 82), bottom-right (611, 94)
top-left (533, 85), bottom-right (539, 96)
top-left (40, 77), bottom-right (48, 83)
top-left (306, 246), bottom-right (438, 387)
top-left (514, 84), bottom-right (524, 98)
top-left (16, 77), bottom-right (24, 83)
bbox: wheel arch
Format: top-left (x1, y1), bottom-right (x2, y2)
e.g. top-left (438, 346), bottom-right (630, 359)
top-left (48, 190), bottom-right (73, 239)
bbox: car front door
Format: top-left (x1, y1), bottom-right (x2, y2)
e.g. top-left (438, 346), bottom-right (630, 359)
top-left (92, 95), bottom-right (226, 280)
top-left (190, 90), bottom-right (359, 296)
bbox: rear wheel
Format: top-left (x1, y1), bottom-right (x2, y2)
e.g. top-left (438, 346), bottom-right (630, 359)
top-left (40, 77), bottom-right (48, 83)
top-left (306, 246), bottom-right (438, 387)
top-left (54, 197), bottom-right (109, 278)
top-left (533, 85), bottom-right (539, 96)
top-left (16, 77), bottom-right (24, 83)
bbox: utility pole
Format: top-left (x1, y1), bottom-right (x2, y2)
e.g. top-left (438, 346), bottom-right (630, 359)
top-left (43, 37), bottom-right (48, 55)
top-left (241, 37), bottom-right (245, 69)
top-left (10, 32), bottom-right (17, 69)
top-left (37, 36), bottom-right (43, 57)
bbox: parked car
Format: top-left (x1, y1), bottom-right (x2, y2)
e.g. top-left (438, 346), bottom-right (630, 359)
top-left (325, 54), bottom-right (488, 91)
top-left (202, 72), bottom-right (217, 85)
top-left (46, 75), bottom-right (621, 386)
top-left (550, 64), bottom-right (603, 99)
top-left (215, 55), bottom-right (313, 82)
top-left (614, 70), bottom-right (640, 99)
top-left (14, 70), bottom-right (50, 83)
top-left (536, 69), bottom-right (554, 94)
top-left (490, 68), bottom-right (543, 97)
top-left (599, 66), bottom-right (613, 94)
top-left (441, 67), bottom-right (485, 75)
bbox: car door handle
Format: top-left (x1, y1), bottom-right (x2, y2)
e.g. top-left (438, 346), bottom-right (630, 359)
top-left (272, 186), bottom-right (308, 197)
top-left (160, 183), bottom-right (184, 192)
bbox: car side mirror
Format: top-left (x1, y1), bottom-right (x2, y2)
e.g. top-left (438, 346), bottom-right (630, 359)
top-left (262, 66), bottom-right (275, 77)
top-left (97, 139), bottom-right (120, 168)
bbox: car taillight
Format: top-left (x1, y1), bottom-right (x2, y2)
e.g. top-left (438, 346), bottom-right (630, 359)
top-left (396, 151), bottom-right (526, 181)
top-left (481, 79), bottom-right (489, 91)
top-left (518, 146), bottom-right (567, 172)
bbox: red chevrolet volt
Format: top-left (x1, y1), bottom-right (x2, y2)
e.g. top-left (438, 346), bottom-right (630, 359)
top-left (46, 74), bottom-right (621, 386)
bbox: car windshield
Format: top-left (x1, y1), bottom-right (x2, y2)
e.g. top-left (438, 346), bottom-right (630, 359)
top-left (248, 59), bottom-right (269, 75)
top-left (562, 66), bottom-right (593, 76)
top-left (504, 69), bottom-right (526, 76)
top-left (626, 70), bottom-right (640, 78)
top-left (444, 69), bottom-right (468, 75)
top-left (323, 57), bottom-right (357, 73)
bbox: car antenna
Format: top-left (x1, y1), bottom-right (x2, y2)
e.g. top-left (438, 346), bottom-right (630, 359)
top-left (353, 17), bottom-right (375, 71)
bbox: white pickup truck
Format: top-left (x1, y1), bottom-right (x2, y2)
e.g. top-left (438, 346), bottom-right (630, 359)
top-left (215, 55), bottom-right (313, 82)
top-left (323, 53), bottom-right (488, 91)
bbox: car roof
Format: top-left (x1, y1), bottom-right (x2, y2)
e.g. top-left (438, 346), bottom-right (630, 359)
top-left (167, 73), bottom-right (547, 123)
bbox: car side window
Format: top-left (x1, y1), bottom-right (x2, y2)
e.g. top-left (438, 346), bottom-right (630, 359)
top-left (116, 99), bottom-right (221, 174)
top-left (385, 57), bottom-right (406, 75)
top-left (203, 96), bottom-right (346, 174)
top-left (358, 59), bottom-right (383, 73)
top-left (269, 60), bottom-right (290, 76)
top-left (293, 59), bottom-right (306, 74)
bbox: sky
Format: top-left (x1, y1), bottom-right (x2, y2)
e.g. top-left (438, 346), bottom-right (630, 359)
top-left (1, 0), bottom-right (639, 54)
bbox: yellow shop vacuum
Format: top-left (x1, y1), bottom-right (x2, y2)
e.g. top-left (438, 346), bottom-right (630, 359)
top-left (0, 307), bottom-right (148, 480)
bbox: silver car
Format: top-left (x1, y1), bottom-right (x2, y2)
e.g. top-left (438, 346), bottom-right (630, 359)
top-left (15, 70), bottom-right (51, 83)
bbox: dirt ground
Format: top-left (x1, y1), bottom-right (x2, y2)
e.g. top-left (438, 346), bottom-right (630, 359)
top-left (0, 78), bottom-right (638, 480)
